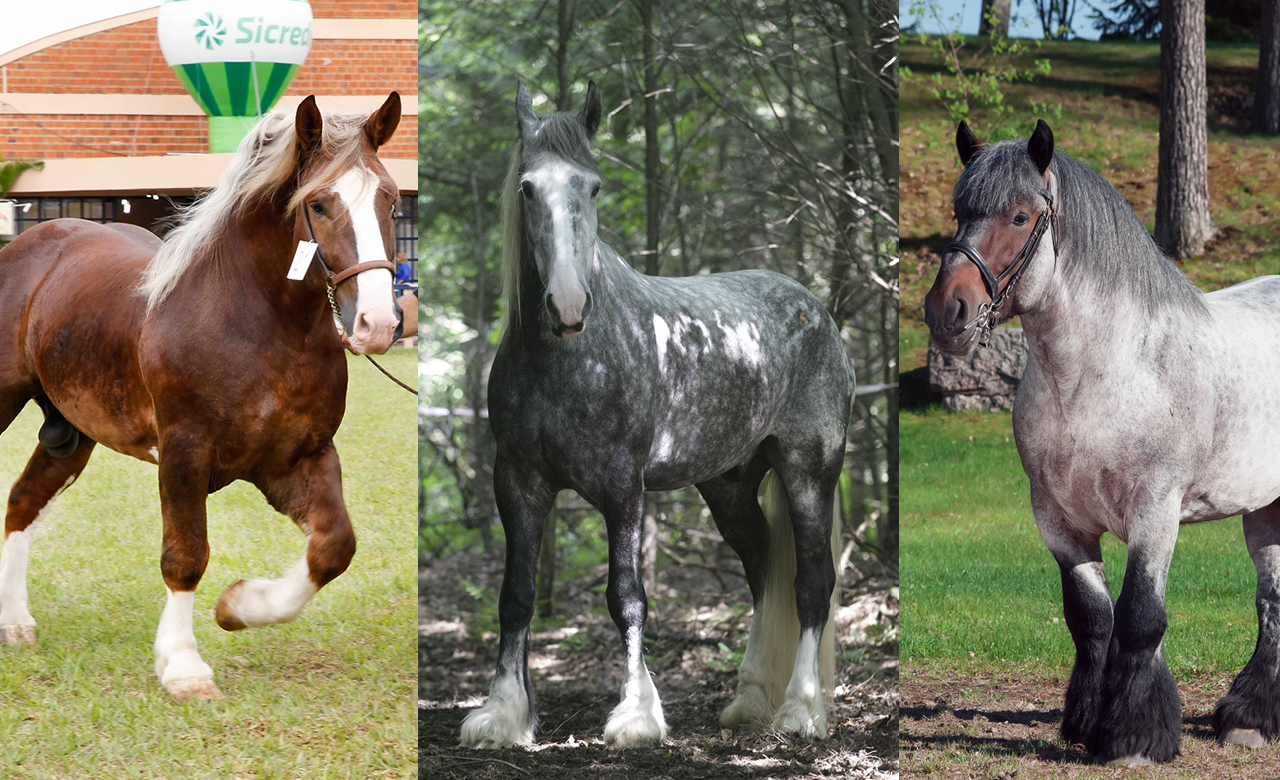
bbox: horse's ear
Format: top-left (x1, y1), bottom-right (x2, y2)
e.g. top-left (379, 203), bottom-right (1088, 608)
top-left (364, 92), bottom-right (401, 149)
top-left (516, 81), bottom-right (539, 139)
top-left (579, 80), bottom-right (602, 138)
top-left (1028, 119), bottom-right (1054, 175)
top-left (956, 121), bottom-right (982, 167)
top-left (295, 95), bottom-right (324, 159)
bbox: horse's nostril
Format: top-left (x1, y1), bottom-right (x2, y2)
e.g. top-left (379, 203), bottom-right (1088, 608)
top-left (581, 293), bottom-right (593, 319)
top-left (954, 296), bottom-right (968, 326)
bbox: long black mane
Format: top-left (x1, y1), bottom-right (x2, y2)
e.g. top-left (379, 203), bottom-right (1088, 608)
top-left (953, 139), bottom-right (1207, 316)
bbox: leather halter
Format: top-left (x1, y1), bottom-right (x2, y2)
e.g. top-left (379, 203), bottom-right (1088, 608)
top-left (298, 175), bottom-right (418, 396)
top-left (943, 191), bottom-right (1055, 347)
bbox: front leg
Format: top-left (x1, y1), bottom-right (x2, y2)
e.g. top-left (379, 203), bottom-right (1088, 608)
top-left (1035, 500), bottom-right (1113, 751)
top-left (459, 456), bottom-right (556, 748)
top-left (154, 435), bottom-right (220, 700)
top-left (215, 443), bottom-right (354, 631)
top-left (1094, 513), bottom-right (1181, 765)
top-left (599, 473), bottom-right (668, 748)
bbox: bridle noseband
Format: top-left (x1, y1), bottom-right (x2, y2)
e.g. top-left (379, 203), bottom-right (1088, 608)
top-left (943, 192), bottom-right (1055, 347)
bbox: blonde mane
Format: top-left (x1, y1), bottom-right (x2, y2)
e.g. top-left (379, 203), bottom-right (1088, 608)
top-left (139, 108), bottom-right (376, 311)
top-left (500, 140), bottom-right (525, 327)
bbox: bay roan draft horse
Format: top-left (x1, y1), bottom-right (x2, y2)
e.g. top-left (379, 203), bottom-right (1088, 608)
top-left (0, 93), bottom-right (404, 699)
top-left (459, 82), bottom-right (852, 749)
top-left (927, 119), bottom-right (1280, 764)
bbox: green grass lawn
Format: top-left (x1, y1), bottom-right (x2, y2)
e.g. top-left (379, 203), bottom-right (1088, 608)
top-left (0, 350), bottom-right (417, 779)
top-left (902, 408), bottom-right (1261, 679)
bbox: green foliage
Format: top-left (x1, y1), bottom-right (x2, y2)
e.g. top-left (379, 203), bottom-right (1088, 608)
top-left (902, 1), bottom-right (1060, 140)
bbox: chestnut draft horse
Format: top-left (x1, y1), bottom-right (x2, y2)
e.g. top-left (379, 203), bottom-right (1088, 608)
top-left (927, 119), bottom-right (1280, 764)
top-left (0, 93), bottom-right (404, 699)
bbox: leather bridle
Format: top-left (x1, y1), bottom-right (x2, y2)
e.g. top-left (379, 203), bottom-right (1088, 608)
top-left (943, 191), bottom-right (1055, 347)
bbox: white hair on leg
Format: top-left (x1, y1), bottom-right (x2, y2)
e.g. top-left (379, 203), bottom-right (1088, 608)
top-left (0, 529), bottom-right (37, 644)
top-left (460, 634), bottom-right (535, 748)
top-left (603, 626), bottom-right (667, 748)
top-left (773, 627), bottom-right (828, 737)
top-left (215, 555), bottom-right (319, 629)
top-left (155, 589), bottom-right (222, 700)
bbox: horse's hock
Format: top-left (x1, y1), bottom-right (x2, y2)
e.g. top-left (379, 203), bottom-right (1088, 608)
top-left (928, 328), bottom-right (1027, 411)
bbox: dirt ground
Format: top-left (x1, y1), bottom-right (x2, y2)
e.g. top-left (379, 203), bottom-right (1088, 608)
top-left (901, 664), bottom-right (1280, 778)
top-left (419, 552), bottom-right (898, 779)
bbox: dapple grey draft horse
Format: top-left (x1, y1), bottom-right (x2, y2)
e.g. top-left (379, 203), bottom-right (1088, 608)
top-left (459, 82), bottom-right (853, 748)
top-left (926, 119), bottom-right (1280, 764)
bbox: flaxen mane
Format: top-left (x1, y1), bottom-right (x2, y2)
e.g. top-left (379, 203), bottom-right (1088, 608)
top-left (140, 108), bottom-right (376, 311)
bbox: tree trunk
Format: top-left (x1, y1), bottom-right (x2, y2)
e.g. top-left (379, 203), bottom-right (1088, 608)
top-left (536, 505), bottom-right (556, 617)
top-left (556, 0), bottom-right (573, 110)
top-left (642, 494), bottom-right (658, 610)
top-left (1155, 0), bottom-right (1214, 259)
top-left (1255, 0), bottom-right (1280, 134)
top-left (979, 0), bottom-right (1011, 37)
top-left (641, 0), bottom-right (662, 276)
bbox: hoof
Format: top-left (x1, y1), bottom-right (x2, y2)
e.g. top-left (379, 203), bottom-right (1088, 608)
top-left (214, 581), bottom-right (247, 631)
top-left (773, 699), bottom-right (828, 739)
top-left (165, 676), bottom-right (224, 701)
top-left (459, 708), bottom-right (534, 749)
top-left (1220, 727), bottom-right (1266, 749)
top-left (0, 624), bottom-right (36, 645)
top-left (720, 685), bottom-right (772, 729)
top-left (1107, 754), bottom-right (1157, 767)
top-left (603, 712), bottom-right (666, 749)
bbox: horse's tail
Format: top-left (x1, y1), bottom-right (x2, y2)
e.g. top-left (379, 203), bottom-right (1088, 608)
top-left (754, 470), bottom-right (840, 708)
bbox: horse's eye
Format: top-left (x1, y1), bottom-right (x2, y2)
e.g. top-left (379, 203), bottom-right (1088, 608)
top-left (1013, 213), bottom-right (1029, 227)
top-left (520, 181), bottom-right (534, 198)
top-left (310, 201), bottom-right (326, 217)
top-left (591, 183), bottom-right (601, 198)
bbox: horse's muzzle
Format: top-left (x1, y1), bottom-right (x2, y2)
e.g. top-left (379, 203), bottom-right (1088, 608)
top-left (550, 292), bottom-right (592, 338)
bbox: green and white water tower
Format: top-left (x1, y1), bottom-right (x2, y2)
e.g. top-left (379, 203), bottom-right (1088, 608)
top-left (157, 0), bottom-right (313, 153)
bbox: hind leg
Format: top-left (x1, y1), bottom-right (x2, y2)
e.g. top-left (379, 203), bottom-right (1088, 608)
top-left (1214, 502), bottom-right (1280, 747)
top-left (1, 436), bottom-right (96, 644)
top-left (768, 446), bottom-right (841, 738)
top-left (460, 455), bottom-right (557, 748)
top-left (696, 453), bottom-right (775, 728)
top-left (216, 443), bottom-right (354, 631)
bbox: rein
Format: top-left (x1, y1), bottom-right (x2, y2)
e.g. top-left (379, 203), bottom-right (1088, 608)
top-left (944, 192), bottom-right (1055, 348)
top-left (299, 179), bottom-right (417, 396)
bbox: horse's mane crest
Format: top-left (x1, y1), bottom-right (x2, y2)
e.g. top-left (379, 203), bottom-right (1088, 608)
top-left (140, 108), bottom-right (372, 311)
top-left (501, 113), bottom-right (600, 327)
top-left (953, 139), bottom-right (1206, 316)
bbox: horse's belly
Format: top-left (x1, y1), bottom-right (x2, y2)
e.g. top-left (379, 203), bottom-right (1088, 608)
top-left (27, 262), bottom-right (157, 458)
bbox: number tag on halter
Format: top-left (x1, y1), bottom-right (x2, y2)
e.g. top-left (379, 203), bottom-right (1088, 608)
top-left (287, 241), bottom-right (319, 281)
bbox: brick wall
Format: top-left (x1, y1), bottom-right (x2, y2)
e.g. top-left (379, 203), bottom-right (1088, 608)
top-left (3, 112), bottom-right (416, 160)
top-left (0, 1), bottom-right (415, 160)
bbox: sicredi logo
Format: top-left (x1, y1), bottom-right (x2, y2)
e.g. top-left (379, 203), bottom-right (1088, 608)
top-left (236, 17), bottom-right (312, 47)
top-left (195, 16), bottom-right (312, 50)
top-left (194, 13), bottom-right (227, 49)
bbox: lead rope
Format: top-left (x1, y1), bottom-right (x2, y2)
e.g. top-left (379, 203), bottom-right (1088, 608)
top-left (302, 180), bottom-right (418, 397)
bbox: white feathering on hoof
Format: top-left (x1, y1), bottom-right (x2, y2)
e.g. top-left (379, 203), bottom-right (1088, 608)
top-left (459, 672), bottom-right (534, 748)
top-left (604, 626), bottom-right (668, 748)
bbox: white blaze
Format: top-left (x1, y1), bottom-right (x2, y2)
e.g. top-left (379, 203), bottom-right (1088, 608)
top-left (526, 162), bottom-right (588, 326)
top-left (333, 167), bottom-right (397, 353)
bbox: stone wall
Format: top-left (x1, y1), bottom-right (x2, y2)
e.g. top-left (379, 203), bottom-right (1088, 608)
top-left (928, 328), bottom-right (1028, 411)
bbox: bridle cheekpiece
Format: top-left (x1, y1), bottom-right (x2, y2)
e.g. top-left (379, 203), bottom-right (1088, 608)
top-left (943, 191), bottom-right (1055, 348)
